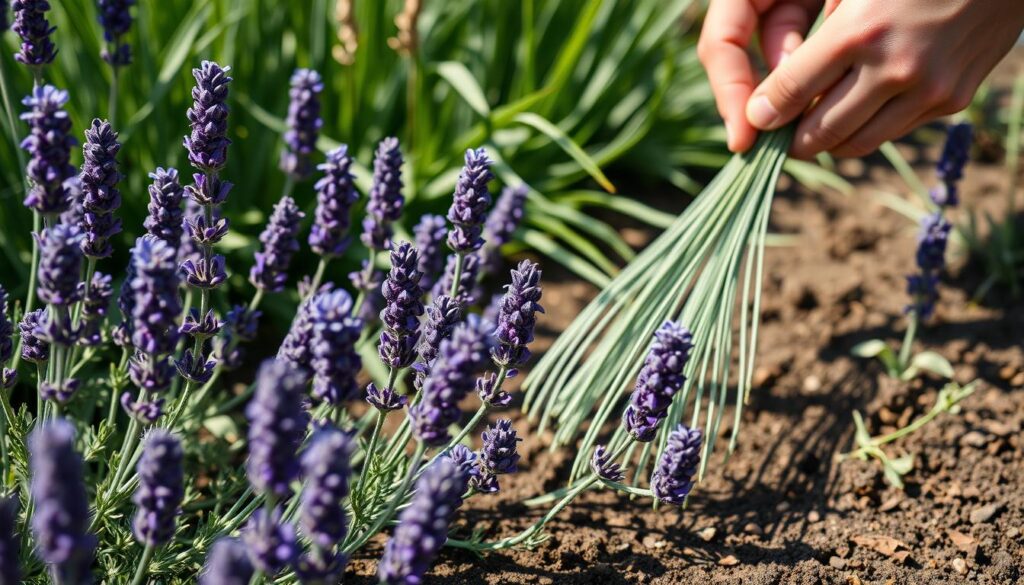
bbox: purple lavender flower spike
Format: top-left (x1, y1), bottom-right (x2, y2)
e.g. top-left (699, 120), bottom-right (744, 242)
top-left (19, 309), bottom-right (48, 363)
top-left (415, 295), bottom-right (461, 375)
top-left (377, 457), bottom-right (468, 584)
top-left (280, 68), bottom-right (324, 180)
top-left (309, 146), bottom-right (359, 258)
top-left (906, 274), bottom-right (940, 320)
top-left (365, 383), bottom-right (406, 411)
top-left (915, 212), bottom-right (951, 273)
top-left (97, 0), bottom-right (134, 66)
top-left (79, 119), bottom-right (123, 258)
top-left (378, 241), bottom-right (424, 370)
top-left (650, 424), bottom-right (703, 505)
top-left (184, 60), bottom-right (233, 173)
top-left (39, 379), bottom-right (79, 404)
top-left (77, 271), bottom-right (112, 346)
top-left (446, 444), bottom-right (482, 486)
top-left (480, 419), bottom-right (520, 475)
top-left (480, 184), bottom-right (528, 274)
top-left (59, 176), bottom-right (83, 228)
top-left (409, 323), bottom-right (489, 446)
top-left (29, 419), bottom-right (96, 583)
top-left (931, 123), bottom-right (973, 207)
top-left (491, 259), bottom-right (544, 369)
top-left (243, 507), bottom-right (299, 575)
top-left (278, 295), bottom-right (316, 371)
top-left (590, 444), bottom-right (624, 482)
top-left (120, 391), bottom-right (164, 424)
top-left (12, 0), bottom-right (56, 66)
top-left (0, 497), bottom-right (19, 585)
top-left (144, 167), bottom-right (185, 245)
top-left (246, 358), bottom-right (310, 497)
top-left (37, 223), bottom-right (84, 306)
top-left (132, 430), bottom-right (184, 546)
top-left (181, 253), bottom-right (227, 290)
top-left (623, 321), bottom-right (693, 443)
top-left (250, 195), bottom-right (305, 292)
top-left (413, 214), bottom-right (447, 292)
top-left (310, 289), bottom-right (363, 404)
top-left (300, 426), bottom-right (352, 551)
top-left (21, 84), bottom-right (75, 216)
top-left (130, 235), bottom-right (182, 355)
top-left (174, 348), bottom-right (216, 384)
top-left (361, 137), bottom-right (404, 251)
top-left (431, 252), bottom-right (481, 306)
top-left (446, 147), bottom-right (494, 253)
top-left (200, 537), bottom-right (254, 585)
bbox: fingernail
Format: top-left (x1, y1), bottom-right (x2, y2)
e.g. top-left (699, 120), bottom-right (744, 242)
top-left (778, 51), bottom-right (790, 66)
top-left (747, 95), bottom-right (781, 130)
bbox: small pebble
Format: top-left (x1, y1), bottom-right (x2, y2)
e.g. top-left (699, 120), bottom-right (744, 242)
top-left (960, 431), bottom-right (988, 448)
top-left (803, 376), bottom-right (822, 393)
top-left (952, 558), bottom-right (968, 575)
top-left (743, 522), bottom-right (763, 536)
top-left (829, 556), bottom-right (846, 569)
top-left (969, 503), bottom-right (1001, 524)
top-left (697, 526), bottom-right (717, 542)
top-left (807, 510), bottom-right (821, 523)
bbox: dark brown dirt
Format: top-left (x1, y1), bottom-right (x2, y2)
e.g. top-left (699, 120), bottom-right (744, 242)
top-left (350, 58), bottom-right (1024, 583)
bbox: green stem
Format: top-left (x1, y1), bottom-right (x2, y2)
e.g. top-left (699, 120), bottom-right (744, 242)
top-left (344, 442), bottom-right (426, 554)
top-left (107, 390), bottom-right (148, 496)
top-left (898, 311), bottom-right (919, 372)
top-left (355, 408), bottom-right (386, 496)
top-left (305, 258), bottom-right (330, 300)
top-left (106, 349), bottom-right (130, 428)
top-left (108, 64), bottom-right (119, 128)
top-left (449, 252), bottom-right (465, 299)
top-left (129, 543), bottom-right (155, 585)
top-left (11, 211), bottom-right (43, 374)
top-left (353, 249), bottom-right (379, 314)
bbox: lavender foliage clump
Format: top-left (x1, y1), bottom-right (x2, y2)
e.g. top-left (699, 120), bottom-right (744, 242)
top-left (378, 241), bottom-right (424, 369)
top-left (144, 167), bottom-right (185, 245)
top-left (480, 184), bottom-right (527, 274)
top-left (37, 223), bottom-right (84, 306)
top-left (0, 497), bottom-right (19, 584)
top-left (412, 214), bottom-right (447, 292)
top-left (491, 259), bottom-right (544, 368)
top-left (650, 424), bottom-right (703, 505)
top-left (309, 146), bottom-right (359, 258)
top-left (29, 420), bottom-right (95, 582)
top-left (310, 289), bottom-right (363, 404)
top-left (19, 309), bottom-right (48, 363)
top-left (184, 60), bottom-right (232, 173)
top-left (446, 148), bottom-right (493, 253)
top-left (97, 0), bottom-right (134, 65)
top-left (361, 137), bottom-right (404, 251)
top-left (21, 85), bottom-right (75, 216)
top-left (280, 68), bottom-right (323, 180)
top-left (590, 445), bottom-right (624, 482)
top-left (623, 321), bottom-right (693, 442)
top-left (377, 458), bottom-right (468, 584)
top-left (132, 430), bottom-right (184, 546)
top-left (250, 196), bottom-right (304, 292)
top-left (300, 426), bottom-right (352, 550)
top-left (79, 119), bottom-right (123, 258)
top-left (200, 538), bottom-right (254, 585)
top-left (931, 123), bottom-right (973, 207)
top-left (246, 359), bottom-right (310, 497)
top-left (12, 0), bottom-right (56, 66)
top-left (243, 507), bottom-right (298, 575)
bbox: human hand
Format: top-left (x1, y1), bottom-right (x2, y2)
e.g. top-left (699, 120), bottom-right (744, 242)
top-left (698, 0), bottom-right (1024, 158)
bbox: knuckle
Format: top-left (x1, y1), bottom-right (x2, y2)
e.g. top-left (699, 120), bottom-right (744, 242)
top-left (947, 88), bottom-right (974, 113)
top-left (922, 77), bottom-right (955, 107)
top-left (810, 122), bottom-right (847, 149)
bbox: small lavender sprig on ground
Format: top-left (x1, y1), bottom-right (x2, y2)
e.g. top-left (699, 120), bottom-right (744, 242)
top-left (361, 137), bottom-right (404, 252)
top-left (650, 424), bottom-right (702, 505)
top-left (310, 289), bottom-right (363, 404)
top-left (377, 457), bottom-right (468, 584)
top-left (491, 259), bottom-right (544, 369)
top-left (0, 497), bottom-right (19, 584)
top-left (12, 0), bottom-right (56, 67)
top-left (446, 148), bottom-right (493, 254)
top-left (96, 0), bottom-right (134, 66)
top-left (250, 195), bottom-right (304, 293)
top-left (144, 167), bottom-right (185, 246)
top-left (309, 146), bottom-right (359, 259)
top-left (906, 213), bottom-right (951, 319)
top-left (623, 321), bottom-right (693, 442)
top-left (300, 425), bottom-right (352, 552)
top-left (243, 507), bottom-right (298, 576)
top-left (79, 119), bottom-right (122, 258)
top-left (413, 214), bottom-right (447, 293)
top-left (21, 84), bottom-right (75, 217)
top-left (132, 430), bottom-right (184, 546)
top-left (480, 184), bottom-right (527, 275)
top-left (200, 538), bottom-right (254, 585)
top-left (29, 419), bottom-right (96, 583)
top-left (280, 68), bottom-right (323, 181)
top-left (246, 358), bottom-right (310, 498)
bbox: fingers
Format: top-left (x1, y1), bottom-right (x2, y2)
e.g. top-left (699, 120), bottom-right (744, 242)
top-left (759, 3), bottom-right (810, 69)
top-left (745, 15), bottom-right (856, 131)
top-left (698, 0), bottom-right (760, 152)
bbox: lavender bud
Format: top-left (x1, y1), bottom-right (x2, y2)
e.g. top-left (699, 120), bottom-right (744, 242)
top-left (309, 289), bottom-right (363, 404)
top-left (120, 392), bottom-right (163, 424)
top-left (19, 309), bottom-right (48, 363)
top-left (300, 426), bottom-right (352, 550)
top-left (12, 0), bottom-right (56, 66)
top-left (361, 137), bottom-right (404, 251)
top-left (242, 507), bottom-right (298, 575)
top-left (184, 60), bottom-right (233, 173)
top-left (250, 195), bottom-right (305, 292)
top-left (480, 419), bottom-right (520, 475)
top-left (480, 184), bottom-right (527, 274)
top-left (79, 119), bottom-right (122, 258)
top-left (77, 271), bottom-right (112, 346)
top-left (906, 274), bottom-right (939, 320)
top-left (187, 172), bottom-right (233, 208)
top-left (37, 223), bottom-right (84, 306)
top-left (590, 444), bottom-right (624, 482)
top-left (39, 379), bottom-right (79, 404)
top-left (431, 252), bottom-right (480, 306)
top-left (246, 358), bottom-right (310, 497)
top-left (365, 383), bottom-right (406, 411)
top-left (446, 148), bottom-right (493, 253)
top-left (96, 0), bottom-right (134, 65)
top-left (412, 214), bottom-right (447, 291)
top-left (183, 211), bottom-right (229, 247)
top-left (181, 254), bottom-right (227, 290)
top-left (447, 444), bottom-right (483, 490)
top-left (280, 68), bottom-right (324, 180)
top-left (377, 458), bottom-right (468, 584)
top-left (309, 146), bottom-right (359, 258)
top-left (180, 308), bottom-right (221, 339)
top-left (650, 424), bottom-right (703, 505)
top-left (378, 241), bottom-right (424, 369)
top-left (177, 197), bottom-right (203, 275)
top-left (476, 370), bottom-right (510, 407)
top-left (278, 295), bottom-right (316, 371)
top-left (623, 321), bottom-right (693, 443)
top-left (144, 167), bottom-right (185, 245)
top-left (415, 295), bottom-right (461, 374)
top-left (130, 235), bottom-right (182, 355)
top-left (132, 430), bottom-right (184, 546)
top-left (0, 497), bottom-right (19, 585)
top-left (915, 212), bottom-right (950, 273)
top-left (491, 259), bottom-right (544, 368)
top-left (128, 351), bottom-right (175, 394)
top-left (29, 419), bottom-right (95, 582)
top-left (200, 537), bottom-right (254, 585)
top-left (21, 84), bottom-right (75, 216)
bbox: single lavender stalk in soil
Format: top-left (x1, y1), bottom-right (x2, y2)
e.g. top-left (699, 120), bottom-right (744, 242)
top-left (309, 146), bottom-right (359, 259)
top-left (249, 195), bottom-right (304, 293)
top-left (29, 419), bottom-right (96, 584)
top-left (479, 184), bottom-right (527, 275)
top-left (242, 506), bottom-right (298, 575)
top-left (931, 123), bottom-right (973, 208)
top-left (201, 537), bottom-right (254, 585)
top-left (132, 430), bottom-right (184, 546)
top-left (21, 84), bottom-right (75, 217)
top-left (0, 497), bottom-right (19, 584)
top-left (650, 424), bottom-right (703, 505)
top-left (144, 167), bottom-right (185, 246)
top-left (623, 321), bottom-right (694, 442)
top-left (377, 457), bottom-right (469, 584)
top-left (300, 426), bottom-right (353, 552)
top-left (280, 68), bottom-right (323, 181)
top-left (12, 0), bottom-right (56, 67)
top-left (413, 214), bottom-right (447, 292)
top-left (247, 358), bottom-right (310, 498)
top-left (96, 0), bottom-right (134, 66)
top-left (79, 119), bottom-right (123, 258)
top-left (310, 289), bottom-right (363, 405)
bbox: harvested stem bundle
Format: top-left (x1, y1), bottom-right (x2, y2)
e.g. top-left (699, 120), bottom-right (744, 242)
top-left (524, 128), bottom-right (792, 484)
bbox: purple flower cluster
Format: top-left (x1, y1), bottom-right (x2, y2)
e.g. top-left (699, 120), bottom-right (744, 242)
top-left (77, 271), bottom-right (113, 346)
top-left (0, 497), bottom-right (19, 584)
top-left (480, 184), bottom-right (528, 274)
top-left (650, 424), bottom-right (703, 505)
top-left (278, 295), bottom-right (315, 371)
top-left (377, 457), bottom-right (468, 584)
top-left (475, 419), bottom-right (520, 491)
top-left (623, 321), bottom-right (693, 442)
top-left (413, 214), bottom-right (447, 292)
top-left (242, 507), bottom-right (298, 575)
top-left (0, 286), bottom-right (15, 369)
top-left (132, 430), bottom-right (184, 546)
top-left (130, 235), bottom-right (182, 356)
top-left (361, 137), bottom-right (404, 251)
top-left (310, 289), bottom-right (363, 404)
top-left (97, 0), bottom-right (135, 65)
top-left (590, 445), bottom-right (624, 482)
top-left (491, 259), bottom-right (544, 368)
top-left (79, 119), bottom-right (123, 258)
top-left (906, 212), bottom-right (952, 319)
top-left (184, 60), bottom-right (232, 174)
top-left (29, 420), bottom-right (95, 583)
top-left (250, 195), bottom-right (305, 292)
top-left (378, 241), bottom-right (424, 369)
top-left (144, 167), bottom-right (185, 246)
top-left (19, 309), bottom-right (48, 364)
top-left (446, 148), bottom-right (493, 253)
top-left (300, 426), bottom-right (352, 551)
top-left (931, 123), bottom-right (973, 208)
top-left (201, 538), bottom-right (254, 585)
top-left (37, 223), bottom-right (84, 306)
top-left (12, 0), bottom-right (56, 66)
top-left (21, 84), bottom-right (76, 216)
top-left (309, 146), bottom-right (359, 258)
top-left (246, 358), bottom-right (310, 497)
top-left (280, 68), bottom-right (324, 180)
